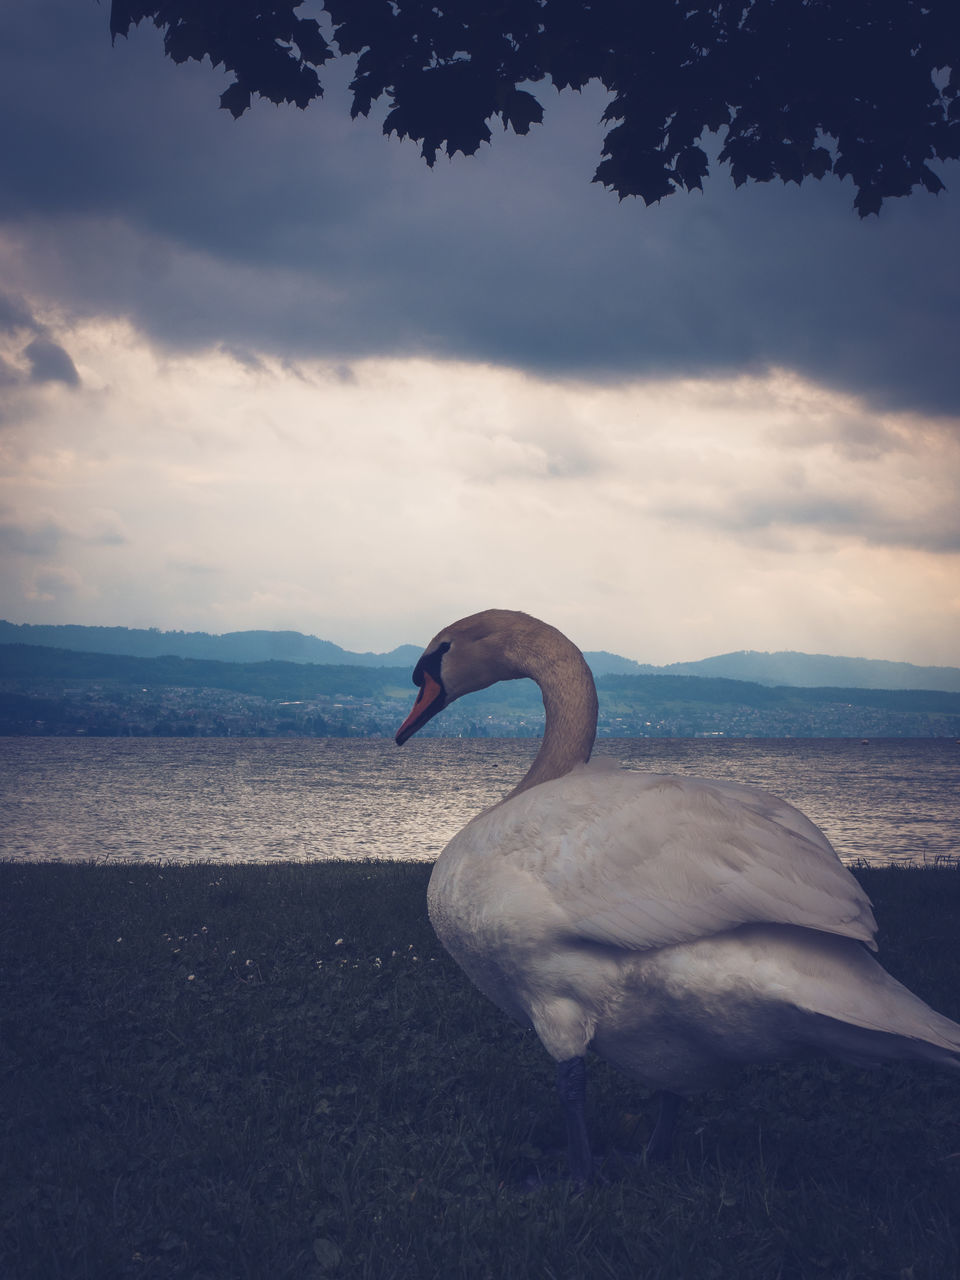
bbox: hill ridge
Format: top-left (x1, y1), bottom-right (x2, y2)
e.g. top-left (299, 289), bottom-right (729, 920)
top-left (1, 621), bottom-right (958, 692)
top-left (2, 642), bottom-right (959, 738)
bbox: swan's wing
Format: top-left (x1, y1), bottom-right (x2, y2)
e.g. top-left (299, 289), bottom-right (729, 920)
top-left (502, 769), bottom-right (878, 952)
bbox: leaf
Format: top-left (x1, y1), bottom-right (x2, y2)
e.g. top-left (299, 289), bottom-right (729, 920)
top-left (594, 152), bottom-right (676, 205)
top-left (497, 88), bottom-right (544, 136)
top-left (673, 145), bottom-right (709, 192)
top-left (854, 185), bottom-right (883, 218)
top-left (163, 21), bottom-right (209, 66)
top-left (804, 147), bottom-right (833, 180)
top-left (108, 1), bottom-right (139, 40)
top-left (219, 82), bottom-right (251, 119)
top-left (292, 17), bottom-right (332, 68)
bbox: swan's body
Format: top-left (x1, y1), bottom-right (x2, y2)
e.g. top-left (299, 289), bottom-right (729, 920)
top-left (427, 764), bottom-right (958, 1088)
top-left (396, 609), bottom-right (960, 1177)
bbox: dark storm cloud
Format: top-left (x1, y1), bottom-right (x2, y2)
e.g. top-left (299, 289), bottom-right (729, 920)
top-left (24, 336), bottom-right (80, 385)
top-left (0, 288), bottom-right (80, 388)
top-left (0, 291), bottom-right (38, 332)
top-left (2, 4), bottom-right (960, 415)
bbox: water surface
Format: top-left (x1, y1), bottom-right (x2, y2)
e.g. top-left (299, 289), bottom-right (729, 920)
top-left (0, 737), bottom-right (956, 865)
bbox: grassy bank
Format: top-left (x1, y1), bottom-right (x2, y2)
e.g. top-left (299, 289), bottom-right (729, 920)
top-left (2, 861), bottom-right (959, 1280)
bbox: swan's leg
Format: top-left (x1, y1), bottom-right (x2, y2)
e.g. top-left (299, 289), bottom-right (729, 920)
top-left (644, 1090), bottom-right (682, 1162)
top-left (556, 1056), bottom-right (593, 1184)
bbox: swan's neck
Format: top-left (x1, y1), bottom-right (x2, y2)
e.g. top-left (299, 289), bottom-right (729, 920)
top-left (506, 631), bottom-right (598, 799)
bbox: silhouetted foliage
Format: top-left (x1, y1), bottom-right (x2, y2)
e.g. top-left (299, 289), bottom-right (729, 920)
top-left (110, 1), bottom-right (959, 214)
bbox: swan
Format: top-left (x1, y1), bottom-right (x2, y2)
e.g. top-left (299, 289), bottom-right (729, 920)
top-left (395, 608), bottom-right (960, 1182)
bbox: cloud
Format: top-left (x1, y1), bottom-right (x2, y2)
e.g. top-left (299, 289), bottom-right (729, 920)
top-left (0, 321), bottom-right (956, 666)
top-left (775, 414), bottom-right (906, 462)
top-left (1, 3), bottom-right (959, 415)
top-left (641, 379), bottom-right (960, 558)
top-left (0, 289), bottom-right (80, 393)
top-left (668, 490), bottom-right (960, 555)
top-left (0, 516), bottom-right (65, 557)
top-left (24, 565), bottom-right (82, 603)
top-left (24, 336), bottom-right (79, 385)
top-left (0, 290), bottom-right (37, 332)
top-left (0, 507), bottom-right (127, 559)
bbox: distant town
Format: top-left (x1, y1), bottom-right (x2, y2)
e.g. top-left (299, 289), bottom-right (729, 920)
top-left (2, 627), bottom-right (959, 739)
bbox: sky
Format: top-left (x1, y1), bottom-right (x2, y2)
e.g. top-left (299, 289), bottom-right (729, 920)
top-left (1, 2), bottom-right (959, 667)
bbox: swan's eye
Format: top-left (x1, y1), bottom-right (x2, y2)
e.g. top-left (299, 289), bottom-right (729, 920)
top-left (424, 641), bottom-right (450, 679)
top-left (413, 640), bottom-right (450, 687)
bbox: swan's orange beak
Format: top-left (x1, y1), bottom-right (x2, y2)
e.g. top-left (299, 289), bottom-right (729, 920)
top-left (396, 671), bottom-right (445, 745)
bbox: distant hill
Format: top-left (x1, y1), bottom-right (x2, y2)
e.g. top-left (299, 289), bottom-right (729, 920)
top-left (2, 643), bottom-right (959, 738)
top-left (580, 649), bottom-right (960, 692)
top-left (581, 650), bottom-right (651, 676)
top-left (0, 621), bottom-right (422, 670)
top-left (653, 650), bottom-right (960, 692)
top-left (1, 621), bottom-right (958, 692)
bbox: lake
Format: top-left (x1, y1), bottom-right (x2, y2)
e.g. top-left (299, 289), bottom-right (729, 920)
top-left (0, 736), bottom-right (957, 866)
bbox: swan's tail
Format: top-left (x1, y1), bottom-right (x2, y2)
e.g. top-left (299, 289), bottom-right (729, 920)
top-left (696, 924), bottom-right (960, 1072)
top-left (806, 1002), bottom-right (960, 1071)
top-left (786, 929), bottom-right (960, 1070)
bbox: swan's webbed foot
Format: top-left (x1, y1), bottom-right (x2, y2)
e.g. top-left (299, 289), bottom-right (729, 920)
top-left (556, 1056), bottom-right (594, 1186)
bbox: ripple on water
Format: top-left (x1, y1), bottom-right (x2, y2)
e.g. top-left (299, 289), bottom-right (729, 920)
top-left (0, 736), bottom-right (956, 865)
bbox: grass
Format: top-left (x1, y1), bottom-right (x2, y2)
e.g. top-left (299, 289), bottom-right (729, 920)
top-left (1, 860), bottom-right (959, 1280)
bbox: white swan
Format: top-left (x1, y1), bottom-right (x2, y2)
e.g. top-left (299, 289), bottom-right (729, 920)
top-left (395, 609), bottom-right (960, 1181)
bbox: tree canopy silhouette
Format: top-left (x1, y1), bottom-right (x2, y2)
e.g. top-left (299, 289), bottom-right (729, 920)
top-left (111, 1), bottom-right (959, 216)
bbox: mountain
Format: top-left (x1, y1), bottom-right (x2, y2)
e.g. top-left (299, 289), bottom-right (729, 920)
top-left (1, 621), bottom-right (958, 692)
top-left (0, 621), bottom-right (421, 670)
top-left (580, 649), bottom-right (960, 691)
top-left (581, 650), bottom-right (651, 676)
top-left (653, 650), bottom-right (960, 692)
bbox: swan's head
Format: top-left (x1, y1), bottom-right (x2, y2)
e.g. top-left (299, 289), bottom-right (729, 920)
top-left (395, 609), bottom-right (544, 745)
